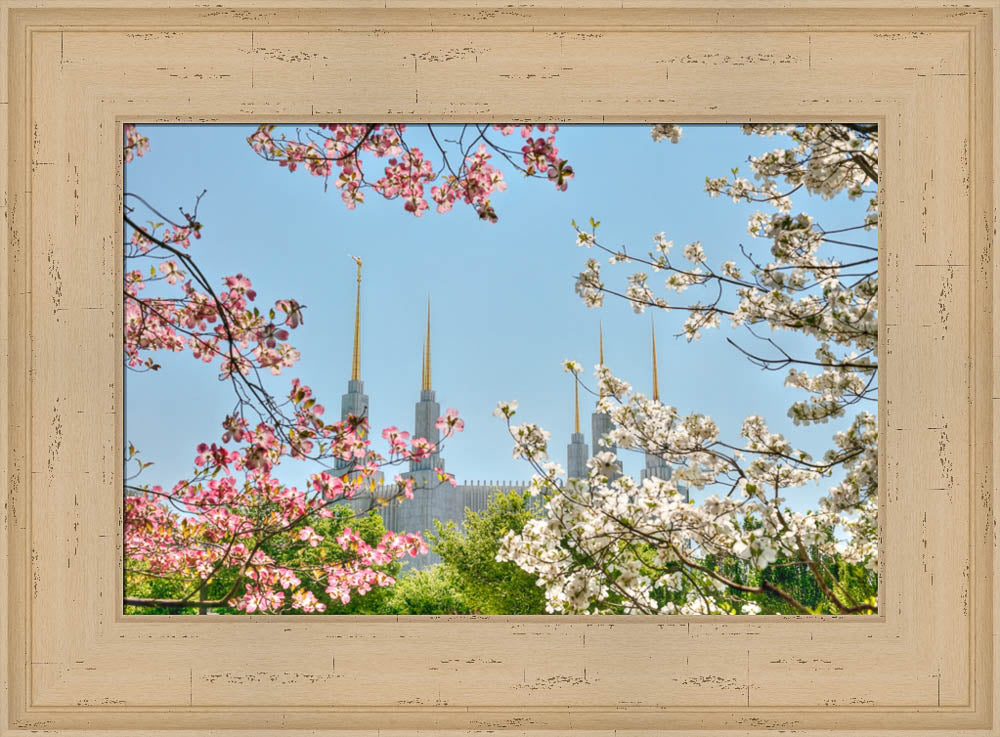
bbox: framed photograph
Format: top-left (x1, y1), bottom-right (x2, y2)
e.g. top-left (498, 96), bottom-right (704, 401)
top-left (2, 1), bottom-right (997, 735)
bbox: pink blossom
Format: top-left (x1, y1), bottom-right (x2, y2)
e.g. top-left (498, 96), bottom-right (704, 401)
top-left (291, 589), bottom-right (326, 612)
top-left (297, 526), bottom-right (323, 547)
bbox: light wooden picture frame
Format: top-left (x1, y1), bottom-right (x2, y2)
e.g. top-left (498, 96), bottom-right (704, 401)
top-left (1, 1), bottom-right (997, 734)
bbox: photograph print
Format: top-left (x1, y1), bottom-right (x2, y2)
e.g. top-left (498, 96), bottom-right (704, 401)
top-left (123, 122), bottom-right (878, 616)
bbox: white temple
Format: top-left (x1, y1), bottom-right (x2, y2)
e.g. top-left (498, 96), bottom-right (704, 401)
top-left (341, 260), bottom-right (676, 568)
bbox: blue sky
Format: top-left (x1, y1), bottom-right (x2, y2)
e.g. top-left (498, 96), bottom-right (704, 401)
top-left (124, 124), bottom-right (875, 510)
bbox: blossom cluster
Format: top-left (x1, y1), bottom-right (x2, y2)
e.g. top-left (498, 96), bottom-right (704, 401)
top-left (125, 387), bottom-right (462, 613)
top-left (497, 372), bottom-right (876, 614)
top-left (124, 123), bottom-right (150, 163)
top-left (124, 228), bottom-right (305, 378)
top-left (247, 123), bottom-right (573, 222)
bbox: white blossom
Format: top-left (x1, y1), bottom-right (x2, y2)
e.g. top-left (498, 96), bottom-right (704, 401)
top-left (650, 123), bottom-right (683, 144)
top-left (492, 400), bottom-right (518, 419)
top-left (500, 124), bottom-right (879, 615)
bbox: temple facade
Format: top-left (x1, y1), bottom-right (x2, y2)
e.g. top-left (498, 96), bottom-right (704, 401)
top-left (340, 261), bottom-right (679, 569)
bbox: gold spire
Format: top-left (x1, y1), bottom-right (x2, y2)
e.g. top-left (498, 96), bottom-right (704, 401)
top-left (651, 315), bottom-right (660, 401)
top-left (573, 374), bottom-right (581, 433)
top-left (350, 256), bottom-right (362, 381)
top-left (421, 297), bottom-right (432, 391)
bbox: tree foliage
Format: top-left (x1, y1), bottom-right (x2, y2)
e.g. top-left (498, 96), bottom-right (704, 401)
top-left (379, 566), bottom-right (473, 615)
top-left (429, 489), bottom-right (548, 615)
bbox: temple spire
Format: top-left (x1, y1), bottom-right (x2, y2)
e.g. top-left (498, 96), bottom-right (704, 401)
top-left (567, 370), bottom-right (588, 481)
top-left (350, 256), bottom-right (362, 381)
top-left (410, 297), bottom-right (442, 478)
top-left (421, 298), bottom-right (432, 391)
top-left (591, 321), bottom-right (620, 479)
top-left (574, 375), bottom-right (580, 434)
top-left (338, 255), bottom-right (371, 472)
top-left (651, 315), bottom-right (660, 402)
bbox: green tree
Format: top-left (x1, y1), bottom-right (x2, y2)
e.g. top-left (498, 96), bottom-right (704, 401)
top-left (429, 489), bottom-right (548, 614)
top-left (124, 561), bottom-right (192, 615)
top-left (702, 547), bottom-right (877, 615)
top-left (380, 566), bottom-right (472, 615)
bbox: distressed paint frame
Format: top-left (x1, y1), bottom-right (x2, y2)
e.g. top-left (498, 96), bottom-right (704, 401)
top-left (1, 1), bottom-right (998, 735)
